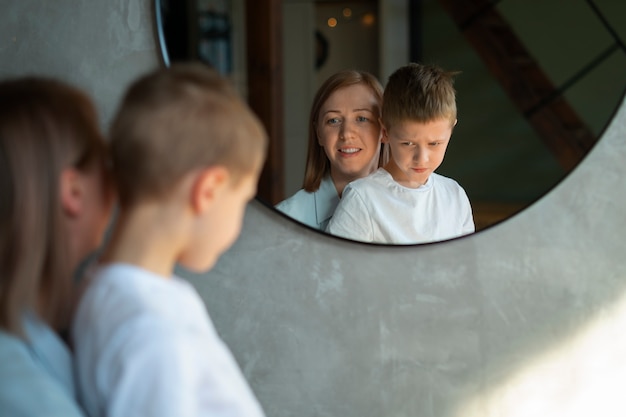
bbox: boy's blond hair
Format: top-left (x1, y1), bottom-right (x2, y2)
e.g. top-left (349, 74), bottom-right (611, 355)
top-left (382, 62), bottom-right (459, 129)
top-left (110, 63), bottom-right (268, 208)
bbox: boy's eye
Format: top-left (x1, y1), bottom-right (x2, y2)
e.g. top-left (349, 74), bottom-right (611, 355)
top-left (402, 141), bottom-right (414, 146)
top-left (429, 141), bottom-right (441, 146)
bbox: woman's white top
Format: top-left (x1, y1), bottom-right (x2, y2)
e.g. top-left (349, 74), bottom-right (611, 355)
top-left (0, 313), bottom-right (85, 416)
top-left (275, 175), bottom-right (339, 231)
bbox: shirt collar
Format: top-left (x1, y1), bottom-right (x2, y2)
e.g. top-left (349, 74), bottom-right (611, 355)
top-left (314, 175), bottom-right (340, 228)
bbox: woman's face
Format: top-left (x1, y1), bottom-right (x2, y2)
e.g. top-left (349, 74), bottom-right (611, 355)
top-left (316, 83), bottom-right (382, 186)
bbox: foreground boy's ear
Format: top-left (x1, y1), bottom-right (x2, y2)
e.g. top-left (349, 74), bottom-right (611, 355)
top-left (191, 166), bottom-right (229, 214)
top-left (60, 167), bottom-right (84, 218)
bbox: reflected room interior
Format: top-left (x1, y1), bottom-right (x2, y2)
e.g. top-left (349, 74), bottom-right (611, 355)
top-left (156, 0), bottom-right (626, 241)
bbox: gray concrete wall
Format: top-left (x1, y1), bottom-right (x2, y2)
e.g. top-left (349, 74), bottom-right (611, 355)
top-left (0, 0), bottom-right (159, 127)
top-left (3, 1), bottom-right (626, 416)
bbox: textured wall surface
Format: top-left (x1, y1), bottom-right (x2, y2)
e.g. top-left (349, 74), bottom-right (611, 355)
top-left (0, 0), bottom-right (159, 127)
top-left (3, 1), bottom-right (626, 416)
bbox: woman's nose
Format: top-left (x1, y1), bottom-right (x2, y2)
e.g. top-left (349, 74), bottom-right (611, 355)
top-left (340, 121), bottom-right (356, 138)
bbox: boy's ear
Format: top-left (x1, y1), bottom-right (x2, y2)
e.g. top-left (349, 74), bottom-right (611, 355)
top-left (450, 119), bottom-right (458, 137)
top-left (60, 167), bottom-right (83, 218)
top-left (191, 166), bottom-right (229, 214)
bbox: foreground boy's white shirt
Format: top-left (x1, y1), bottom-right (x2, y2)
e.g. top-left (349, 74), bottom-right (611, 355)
top-left (327, 168), bottom-right (475, 244)
top-left (72, 263), bottom-right (265, 417)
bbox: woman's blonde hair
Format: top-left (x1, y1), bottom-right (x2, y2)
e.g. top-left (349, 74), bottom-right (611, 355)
top-left (0, 77), bottom-right (109, 335)
top-left (302, 70), bottom-right (383, 192)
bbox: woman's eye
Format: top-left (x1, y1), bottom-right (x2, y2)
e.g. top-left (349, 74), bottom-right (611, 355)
top-left (356, 115), bottom-right (369, 122)
top-left (326, 117), bottom-right (341, 125)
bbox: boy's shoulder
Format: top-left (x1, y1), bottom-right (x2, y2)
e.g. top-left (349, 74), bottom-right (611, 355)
top-left (345, 170), bottom-right (468, 202)
top-left (430, 172), bottom-right (466, 192)
top-left (81, 263), bottom-right (166, 300)
top-left (430, 173), bottom-right (471, 207)
top-left (75, 263), bottom-right (201, 331)
top-left (347, 168), bottom-right (392, 191)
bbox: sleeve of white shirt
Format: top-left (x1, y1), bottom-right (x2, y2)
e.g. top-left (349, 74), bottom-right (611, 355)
top-left (460, 189), bottom-right (475, 235)
top-left (103, 317), bottom-right (263, 417)
top-left (326, 185), bottom-right (373, 242)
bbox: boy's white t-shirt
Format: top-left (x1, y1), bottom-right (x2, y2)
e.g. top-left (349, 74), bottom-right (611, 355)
top-left (71, 263), bottom-right (265, 417)
top-left (326, 168), bottom-right (475, 244)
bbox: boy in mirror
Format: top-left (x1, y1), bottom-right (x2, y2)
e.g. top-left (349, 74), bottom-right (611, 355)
top-left (327, 62), bottom-right (474, 244)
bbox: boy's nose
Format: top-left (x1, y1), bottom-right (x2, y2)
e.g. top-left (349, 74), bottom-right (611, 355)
top-left (413, 148), bottom-right (427, 162)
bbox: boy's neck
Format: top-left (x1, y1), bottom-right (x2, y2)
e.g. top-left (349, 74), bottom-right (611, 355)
top-left (383, 160), bottom-right (430, 189)
top-left (102, 201), bottom-right (189, 278)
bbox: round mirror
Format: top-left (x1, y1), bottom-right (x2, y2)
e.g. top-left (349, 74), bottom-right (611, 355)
top-left (155, 0), bottom-right (626, 244)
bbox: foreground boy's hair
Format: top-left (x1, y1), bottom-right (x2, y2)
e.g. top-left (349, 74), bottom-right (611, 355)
top-left (110, 63), bottom-right (267, 207)
top-left (382, 62), bottom-right (459, 129)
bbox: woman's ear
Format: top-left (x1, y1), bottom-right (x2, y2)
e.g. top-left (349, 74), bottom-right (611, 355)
top-left (60, 168), bottom-right (83, 218)
top-left (380, 120), bottom-right (389, 144)
top-left (191, 166), bottom-right (229, 214)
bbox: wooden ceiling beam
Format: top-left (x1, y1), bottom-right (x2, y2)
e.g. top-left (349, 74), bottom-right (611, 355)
top-left (437, 0), bottom-right (598, 171)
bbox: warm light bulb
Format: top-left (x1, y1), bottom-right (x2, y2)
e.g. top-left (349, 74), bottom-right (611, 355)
top-left (361, 12), bottom-right (375, 26)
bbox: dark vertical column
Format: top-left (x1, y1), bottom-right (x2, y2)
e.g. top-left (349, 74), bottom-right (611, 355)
top-left (160, 0), bottom-right (189, 63)
top-left (409, 0), bottom-right (422, 63)
top-left (246, 0), bottom-right (285, 205)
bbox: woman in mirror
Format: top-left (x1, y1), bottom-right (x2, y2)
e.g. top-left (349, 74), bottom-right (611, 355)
top-left (276, 70), bottom-right (384, 231)
top-left (0, 77), bottom-right (114, 415)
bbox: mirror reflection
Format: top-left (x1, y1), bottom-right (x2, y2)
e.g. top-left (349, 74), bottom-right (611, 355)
top-left (156, 0), bottom-right (626, 244)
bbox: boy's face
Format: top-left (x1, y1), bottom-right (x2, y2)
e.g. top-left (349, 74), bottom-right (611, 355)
top-left (316, 83), bottom-right (382, 184)
top-left (182, 168), bottom-right (259, 272)
top-left (382, 118), bottom-right (454, 188)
